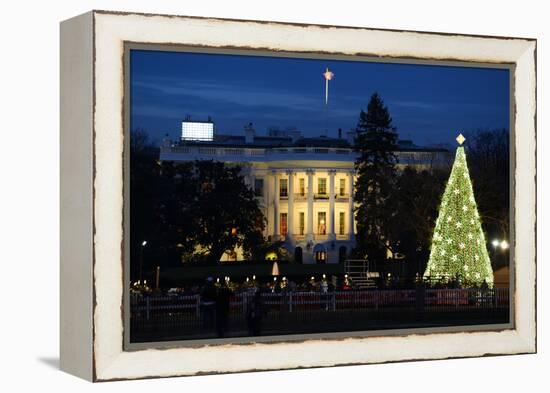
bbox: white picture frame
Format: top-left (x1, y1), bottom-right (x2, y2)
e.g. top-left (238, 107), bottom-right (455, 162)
top-left (60, 10), bottom-right (536, 381)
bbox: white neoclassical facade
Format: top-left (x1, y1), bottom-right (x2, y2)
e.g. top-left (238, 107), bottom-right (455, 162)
top-left (160, 122), bottom-right (449, 264)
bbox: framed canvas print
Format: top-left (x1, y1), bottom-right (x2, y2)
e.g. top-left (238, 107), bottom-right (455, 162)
top-left (60, 10), bottom-right (536, 381)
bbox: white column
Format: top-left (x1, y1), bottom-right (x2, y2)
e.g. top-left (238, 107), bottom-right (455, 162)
top-left (286, 170), bottom-right (294, 242)
top-left (306, 169), bottom-right (314, 242)
top-left (328, 170), bottom-right (336, 241)
top-left (348, 171), bottom-right (355, 240)
top-left (273, 170), bottom-right (279, 241)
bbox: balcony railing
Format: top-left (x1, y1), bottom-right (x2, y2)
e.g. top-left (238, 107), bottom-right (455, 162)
top-left (164, 146), bottom-right (355, 158)
top-left (275, 193), bottom-right (350, 201)
top-left (277, 233), bottom-right (351, 241)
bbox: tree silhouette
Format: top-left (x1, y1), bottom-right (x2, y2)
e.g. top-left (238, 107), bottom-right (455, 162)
top-left (353, 93), bottom-right (399, 264)
top-left (131, 130), bottom-right (268, 272)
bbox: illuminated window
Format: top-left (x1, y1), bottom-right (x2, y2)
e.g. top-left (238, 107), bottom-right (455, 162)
top-left (299, 212), bottom-right (305, 235)
top-left (339, 178), bottom-right (346, 196)
top-left (318, 178), bottom-right (327, 195)
top-left (280, 178), bottom-right (288, 197)
top-left (318, 212), bottom-right (326, 235)
top-left (299, 178), bottom-right (305, 196)
top-left (339, 212), bottom-right (345, 235)
top-left (315, 251), bottom-right (327, 263)
top-left (280, 213), bottom-right (288, 236)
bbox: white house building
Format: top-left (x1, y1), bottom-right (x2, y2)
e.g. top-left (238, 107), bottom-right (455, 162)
top-left (160, 120), bottom-right (450, 264)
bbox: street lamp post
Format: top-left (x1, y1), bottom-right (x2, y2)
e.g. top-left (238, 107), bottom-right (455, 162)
top-left (139, 240), bottom-right (147, 283)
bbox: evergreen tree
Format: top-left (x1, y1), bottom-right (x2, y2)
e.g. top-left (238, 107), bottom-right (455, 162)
top-left (353, 93), bottom-right (399, 263)
top-left (423, 136), bottom-right (494, 287)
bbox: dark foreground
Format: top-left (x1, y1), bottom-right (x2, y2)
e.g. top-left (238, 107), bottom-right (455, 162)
top-left (130, 288), bottom-right (509, 343)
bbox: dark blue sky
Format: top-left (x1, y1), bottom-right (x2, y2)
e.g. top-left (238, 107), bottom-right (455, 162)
top-left (130, 49), bottom-right (510, 146)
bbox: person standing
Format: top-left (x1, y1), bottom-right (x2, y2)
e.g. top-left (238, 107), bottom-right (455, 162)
top-left (320, 278), bottom-right (329, 310)
top-left (247, 289), bottom-right (265, 336)
top-left (415, 279), bottom-right (426, 320)
top-left (215, 283), bottom-right (233, 338)
top-left (200, 277), bottom-right (217, 331)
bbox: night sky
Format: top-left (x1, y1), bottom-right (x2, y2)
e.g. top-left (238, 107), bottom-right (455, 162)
top-left (130, 49), bottom-right (510, 146)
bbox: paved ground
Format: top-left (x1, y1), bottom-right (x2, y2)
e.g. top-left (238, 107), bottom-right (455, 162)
top-left (130, 306), bottom-right (509, 343)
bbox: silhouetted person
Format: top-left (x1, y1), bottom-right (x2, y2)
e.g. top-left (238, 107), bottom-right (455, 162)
top-left (247, 290), bottom-right (265, 336)
top-left (320, 279), bottom-right (329, 310)
top-left (480, 279), bottom-right (490, 307)
top-left (415, 279), bottom-right (426, 319)
top-left (215, 284), bottom-right (232, 338)
top-left (200, 277), bottom-right (217, 330)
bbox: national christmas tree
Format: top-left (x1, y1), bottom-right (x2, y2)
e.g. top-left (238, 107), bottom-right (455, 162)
top-left (423, 134), bottom-right (494, 287)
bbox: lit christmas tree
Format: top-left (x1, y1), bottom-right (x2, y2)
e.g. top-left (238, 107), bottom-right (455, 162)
top-left (424, 134), bottom-right (494, 287)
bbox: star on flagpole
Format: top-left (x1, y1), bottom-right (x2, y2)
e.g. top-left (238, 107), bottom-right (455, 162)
top-left (323, 67), bottom-right (334, 81)
top-left (323, 67), bottom-right (334, 105)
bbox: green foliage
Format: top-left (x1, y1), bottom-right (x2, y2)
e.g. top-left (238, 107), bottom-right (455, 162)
top-left (424, 147), bottom-right (494, 287)
top-left (353, 93), bottom-right (399, 261)
top-left (159, 160), bottom-right (267, 265)
top-left (130, 130), bottom-right (268, 269)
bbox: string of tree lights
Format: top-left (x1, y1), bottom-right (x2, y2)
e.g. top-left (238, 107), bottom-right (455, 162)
top-left (423, 134), bottom-right (494, 287)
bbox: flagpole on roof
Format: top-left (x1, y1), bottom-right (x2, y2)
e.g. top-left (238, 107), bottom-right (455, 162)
top-left (325, 73), bottom-right (329, 105)
top-left (323, 67), bottom-right (334, 136)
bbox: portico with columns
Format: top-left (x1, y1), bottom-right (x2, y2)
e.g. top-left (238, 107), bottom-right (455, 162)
top-left (265, 167), bottom-right (356, 264)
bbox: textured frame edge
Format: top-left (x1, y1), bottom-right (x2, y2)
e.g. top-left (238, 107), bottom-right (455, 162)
top-left (60, 11), bottom-right (95, 381)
